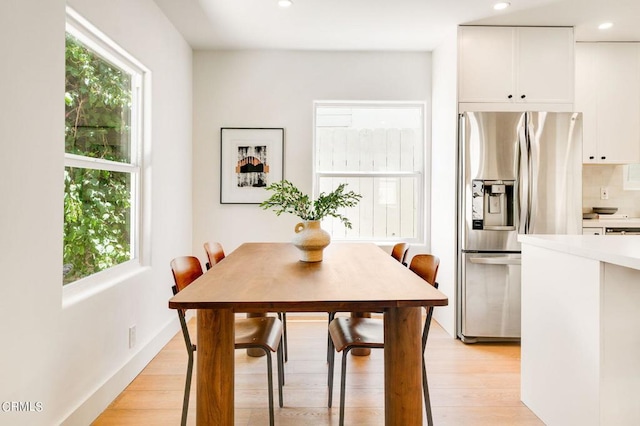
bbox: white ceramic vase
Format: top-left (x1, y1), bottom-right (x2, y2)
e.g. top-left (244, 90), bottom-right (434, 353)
top-left (292, 220), bottom-right (330, 262)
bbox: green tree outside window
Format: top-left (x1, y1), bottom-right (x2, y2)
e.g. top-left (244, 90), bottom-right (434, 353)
top-left (63, 33), bottom-right (135, 285)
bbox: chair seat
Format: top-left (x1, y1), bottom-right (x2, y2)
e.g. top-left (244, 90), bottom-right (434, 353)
top-left (235, 317), bottom-right (282, 352)
top-left (328, 317), bottom-right (385, 352)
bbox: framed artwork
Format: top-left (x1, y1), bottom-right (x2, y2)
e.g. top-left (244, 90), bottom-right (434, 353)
top-left (220, 127), bottom-right (284, 204)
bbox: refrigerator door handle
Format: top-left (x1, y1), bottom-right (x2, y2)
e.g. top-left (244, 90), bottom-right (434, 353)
top-left (517, 115), bottom-right (530, 234)
top-left (458, 113), bottom-right (466, 251)
top-left (469, 256), bottom-right (521, 265)
top-left (527, 112), bottom-right (538, 233)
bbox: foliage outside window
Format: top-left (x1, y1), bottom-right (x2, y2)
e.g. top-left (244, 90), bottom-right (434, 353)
top-left (64, 16), bottom-right (143, 285)
top-left (314, 102), bottom-right (425, 242)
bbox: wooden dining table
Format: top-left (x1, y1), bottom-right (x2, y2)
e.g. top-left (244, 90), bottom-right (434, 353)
top-left (168, 242), bottom-right (448, 425)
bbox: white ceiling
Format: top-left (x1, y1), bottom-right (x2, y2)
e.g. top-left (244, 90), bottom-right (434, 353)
top-left (153, 0), bottom-right (640, 51)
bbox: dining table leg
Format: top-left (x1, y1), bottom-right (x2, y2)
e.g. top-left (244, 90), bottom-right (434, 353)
top-left (384, 306), bottom-right (423, 426)
top-left (197, 308), bottom-right (235, 425)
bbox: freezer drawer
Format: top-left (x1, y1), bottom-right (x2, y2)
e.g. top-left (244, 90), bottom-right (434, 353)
top-left (460, 252), bottom-right (521, 341)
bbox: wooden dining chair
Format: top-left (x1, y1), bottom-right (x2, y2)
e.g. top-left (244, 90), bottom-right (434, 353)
top-left (390, 241), bottom-right (409, 266)
top-left (203, 241), bottom-right (289, 362)
top-left (326, 242), bottom-right (409, 362)
top-left (327, 254), bottom-right (440, 426)
top-left (203, 240), bottom-right (226, 269)
top-left (170, 256), bottom-right (285, 426)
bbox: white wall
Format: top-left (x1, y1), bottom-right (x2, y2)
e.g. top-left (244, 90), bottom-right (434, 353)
top-left (192, 50), bottom-right (432, 260)
top-left (0, 1), bottom-right (192, 424)
top-left (583, 164), bottom-right (640, 217)
top-left (430, 32), bottom-right (459, 336)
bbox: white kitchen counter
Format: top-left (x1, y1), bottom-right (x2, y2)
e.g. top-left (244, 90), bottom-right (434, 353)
top-left (583, 218), bottom-right (640, 228)
top-left (518, 234), bottom-right (640, 426)
top-left (518, 234), bottom-right (640, 269)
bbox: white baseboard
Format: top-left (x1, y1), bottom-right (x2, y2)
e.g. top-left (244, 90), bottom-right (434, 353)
top-left (60, 317), bottom-right (181, 426)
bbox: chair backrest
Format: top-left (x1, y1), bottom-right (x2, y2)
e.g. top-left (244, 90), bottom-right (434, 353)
top-left (170, 256), bottom-right (202, 356)
top-left (170, 256), bottom-right (204, 293)
top-left (391, 242), bottom-right (409, 265)
top-left (410, 254), bottom-right (441, 349)
top-left (409, 254), bottom-right (440, 287)
top-left (203, 241), bottom-right (226, 270)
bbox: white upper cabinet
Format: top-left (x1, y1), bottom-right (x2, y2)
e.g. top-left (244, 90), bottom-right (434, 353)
top-left (458, 26), bottom-right (574, 105)
top-left (575, 43), bottom-right (598, 162)
top-left (576, 43), bottom-right (640, 164)
top-left (458, 26), bottom-right (514, 103)
top-left (517, 27), bottom-right (575, 103)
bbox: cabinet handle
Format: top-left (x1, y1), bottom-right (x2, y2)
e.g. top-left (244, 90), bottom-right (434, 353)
top-left (507, 94), bottom-right (513, 99)
top-left (520, 94), bottom-right (526, 99)
top-left (601, 156), bottom-right (606, 160)
top-left (589, 156), bottom-right (595, 160)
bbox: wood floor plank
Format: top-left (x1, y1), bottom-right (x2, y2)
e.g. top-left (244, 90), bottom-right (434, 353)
top-left (433, 406), bottom-right (544, 426)
top-left (92, 409), bottom-right (185, 425)
top-left (92, 315), bottom-right (543, 425)
top-left (125, 374), bottom-right (186, 391)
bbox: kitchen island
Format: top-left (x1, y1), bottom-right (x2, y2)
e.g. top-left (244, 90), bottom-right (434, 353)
top-left (519, 234), bottom-right (640, 426)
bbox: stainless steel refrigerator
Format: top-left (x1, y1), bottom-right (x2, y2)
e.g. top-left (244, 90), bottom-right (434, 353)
top-left (457, 111), bottom-right (582, 343)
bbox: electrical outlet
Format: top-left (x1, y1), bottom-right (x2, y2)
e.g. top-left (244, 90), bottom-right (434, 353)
top-left (129, 325), bottom-right (136, 349)
top-left (601, 187), bottom-right (609, 200)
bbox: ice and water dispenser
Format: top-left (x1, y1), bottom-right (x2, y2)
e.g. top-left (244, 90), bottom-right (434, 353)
top-left (471, 180), bottom-right (515, 230)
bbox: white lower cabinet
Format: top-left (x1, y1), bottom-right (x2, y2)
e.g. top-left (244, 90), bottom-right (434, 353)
top-left (583, 227), bottom-right (604, 235)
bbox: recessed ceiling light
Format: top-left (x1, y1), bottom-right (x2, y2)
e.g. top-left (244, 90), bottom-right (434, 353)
top-left (493, 2), bottom-right (511, 10)
top-left (278, 0), bottom-right (293, 7)
top-left (598, 22), bottom-right (613, 30)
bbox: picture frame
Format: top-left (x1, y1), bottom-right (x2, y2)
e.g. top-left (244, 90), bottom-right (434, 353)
top-left (220, 127), bottom-right (284, 204)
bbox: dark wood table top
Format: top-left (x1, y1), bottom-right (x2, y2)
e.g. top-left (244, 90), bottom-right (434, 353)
top-left (169, 242), bottom-right (448, 312)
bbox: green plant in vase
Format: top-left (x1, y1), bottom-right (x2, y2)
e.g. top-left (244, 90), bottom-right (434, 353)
top-left (260, 180), bottom-right (362, 261)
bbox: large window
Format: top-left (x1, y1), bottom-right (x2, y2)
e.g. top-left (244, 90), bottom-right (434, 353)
top-left (314, 102), bottom-right (425, 242)
top-left (63, 11), bottom-right (145, 285)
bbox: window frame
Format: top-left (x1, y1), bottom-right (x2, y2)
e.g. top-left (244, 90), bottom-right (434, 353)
top-left (623, 164), bottom-right (640, 191)
top-left (312, 101), bottom-right (427, 244)
top-left (63, 7), bottom-right (150, 297)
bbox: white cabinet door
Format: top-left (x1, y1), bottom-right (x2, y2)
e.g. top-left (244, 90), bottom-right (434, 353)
top-left (517, 27), bottom-right (574, 104)
top-left (575, 43), bottom-right (598, 162)
top-left (596, 44), bottom-right (640, 163)
top-left (576, 43), bottom-right (640, 164)
top-left (459, 26), bottom-right (574, 105)
top-left (458, 26), bottom-right (514, 103)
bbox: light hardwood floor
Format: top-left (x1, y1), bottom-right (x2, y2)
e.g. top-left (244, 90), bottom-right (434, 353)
top-left (93, 314), bottom-right (543, 425)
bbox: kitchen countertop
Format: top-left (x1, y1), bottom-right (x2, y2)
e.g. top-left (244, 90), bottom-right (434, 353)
top-left (583, 217), bottom-right (640, 227)
top-left (518, 234), bottom-right (640, 270)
